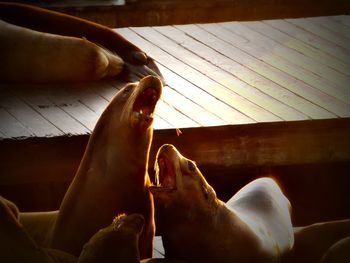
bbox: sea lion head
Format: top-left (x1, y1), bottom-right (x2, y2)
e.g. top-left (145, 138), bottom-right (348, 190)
top-left (93, 75), bottom-right (162, 157)
top-left (79, 213), bottom-right (145, 263)
top-left (149, 144), bottom-right (217, 213)
top-left (118, 75), bottom-right (162, 131)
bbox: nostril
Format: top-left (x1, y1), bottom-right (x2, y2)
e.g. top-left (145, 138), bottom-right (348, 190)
top-left (133, 51), bottom-right (148, 65)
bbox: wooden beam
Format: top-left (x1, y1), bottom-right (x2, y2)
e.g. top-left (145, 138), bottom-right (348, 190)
top-left (149, 118), bottom-right (350, 169)
top-left (0, 118), bottom-right (350, 223)
top-left (1, 118), bottom-right (349, 185)
top-left (37, 0), bottom-right (350, 27)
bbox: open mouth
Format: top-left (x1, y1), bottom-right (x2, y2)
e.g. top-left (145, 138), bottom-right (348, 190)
top-left (150, 154), bottom-right (177, 192)
top-left (132, 77), bottom-right (162, 126)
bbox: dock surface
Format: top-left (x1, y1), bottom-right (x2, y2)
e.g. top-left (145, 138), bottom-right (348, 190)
top-left (1, 15), bottom-right (350, 138)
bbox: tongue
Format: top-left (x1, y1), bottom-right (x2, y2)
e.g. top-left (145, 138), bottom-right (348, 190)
top-left (158, 157), bottom-right (175, 188)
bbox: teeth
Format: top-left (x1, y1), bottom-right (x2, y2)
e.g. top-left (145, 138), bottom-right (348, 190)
top-left (154, 163), bottom-right (160, 186)
top-left (133, 111), bottom-right (141, 119)
top-left (132, 110), bottom-right (153, 120)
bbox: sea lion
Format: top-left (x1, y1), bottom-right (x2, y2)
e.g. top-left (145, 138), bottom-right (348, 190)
top-left (78, 213), bottom-right (145, 263)
top-left (0, 196), bottom-right (77, 263)
top-left (0, 2), bottom-right (163, 83)
top-left (283, 219), bottom-right (350, 262)
top-left (48, 75), bottom-right (162, 259)
top-left (79, 213), bottom-right (183, 263)
top-left (149, 144), bottom-right (294, 263)
top-left (0, 19), bottom-right (124, 83)
top-left (321, 236), bottom-right (350, 263)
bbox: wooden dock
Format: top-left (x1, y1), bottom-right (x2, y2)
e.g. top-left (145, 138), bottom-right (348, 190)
top-left (1, 16), bottom-right (350, 255)
top-left (1, 15), bottom-right (350, 139)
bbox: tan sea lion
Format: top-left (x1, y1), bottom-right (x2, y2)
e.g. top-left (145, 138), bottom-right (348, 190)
top-left (47, 75), bottom-right (162, 258)
top-left (0, 2), bottom-right (163, 83)
top-left (0, 19), bottom-right (124, 83)
top-left (149, 144), bottom-right (294, 263)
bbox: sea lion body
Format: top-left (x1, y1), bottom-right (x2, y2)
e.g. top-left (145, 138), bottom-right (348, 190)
top-left (150, 144), bottom-right (294, 263)
top-left (78, 213), bottom-right (145, 263)
top-left (49, 76), bottom-right (162, 258)
top-left (79, 213), bottom-right (183, 263)
top-left (284, 219), bottom-right (350, 263)
top-left (0, 19), bottom-right (123, 83)
top-left (0, 196), bottom-right (77, 263)
top-left (0, 2), bottom-right (163, 83)
top-left (321, 236), bottom-right (350, 263)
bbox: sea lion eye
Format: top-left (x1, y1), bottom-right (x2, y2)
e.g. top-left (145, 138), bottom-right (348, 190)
top-left (122, 84), bottom-right (135, 97)
top-left (187, 160), bottom-right (196, 172)
top-left (123, 85), bottom-right (133, 94)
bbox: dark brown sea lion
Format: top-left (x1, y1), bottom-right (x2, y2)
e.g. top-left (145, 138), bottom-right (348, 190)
top-left (0, 2), bottom-right (163, 83)
top-left (78, 213), bottom-right (145, 263)
top-left (79, 213), bottom-right (183, 263)
top-left (321, 236), bottom-right (350, 263)
top-left (283, 219), bottom-right (350, 263)
top-left (44, 75), bottom-right (162, 258)
top-left (149, 144), bottom-right (294, 263)
top-left (0, 196), bottom-right (77, 263)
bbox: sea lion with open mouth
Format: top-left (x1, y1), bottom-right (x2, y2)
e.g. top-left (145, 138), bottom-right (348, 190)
top-left (0, 2), bottom-right (164, 83)
top-left (44, 75), bottom-right (162, 258)
top-left (149, 144), bottom-right (294, 263)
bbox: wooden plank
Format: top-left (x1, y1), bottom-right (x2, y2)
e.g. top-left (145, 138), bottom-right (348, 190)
top-left (264, 19), bottom-right (350, 66)
top-left (43, 86), bottom-right (99, 132)
top-left (156, 25), bottom-right (313, 121)
top-left (310, 16), bottom-right (350, 39)
top-left (68, 83), bottom-right (110, 116)
top-left (189, 23), bottom-right (348, 118)
top-left (115, 28), bottom-right (255, 125)
top-left (130, 26), bottom-right (282, 123)
top-left (153, 236), bottom-right (165, 258)
top-left (155, 99), bottom-right (200, 128)
top-left (158, 65), bottom-right (231, 124)
top-left (245, 20), bottom-right (350, 77)
top-left (332, 15), bottom-right (350, 27)
top-left (12, 87), bottom-right (89, 136)
top-left (0, 108), bottom-right (33, 138)
top-left (0, 88), bottom-right (63, 137)
top-left (161, 85), bottom-right (226, 127)
top-left (239, 20), bottom-right (350, 90)
top-left (288, 18), bottom-right (350, 51)
top-left (152, 115), bottom-right (172, 130)
top-left (219, 22), bottom-right (350, 103)
top-left (92, 82), bottom-right (119, 102)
